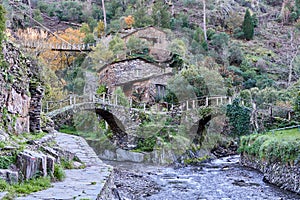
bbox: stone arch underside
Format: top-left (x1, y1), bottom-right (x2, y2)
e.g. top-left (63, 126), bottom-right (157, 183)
top-left (48, 103), bottom-right (135, 148)
top-left (94, 108), bottom-right (129, 148)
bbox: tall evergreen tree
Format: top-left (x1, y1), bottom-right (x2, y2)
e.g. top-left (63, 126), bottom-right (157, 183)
top-left (242, 9), bottom-right (254, 40)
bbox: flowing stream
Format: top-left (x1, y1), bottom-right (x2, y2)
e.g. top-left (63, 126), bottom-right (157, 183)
top-left (104, 155), bottom-right (300, 200)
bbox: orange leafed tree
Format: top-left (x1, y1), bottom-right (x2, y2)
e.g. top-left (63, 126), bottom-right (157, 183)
top-left (40, 28), bottom-right (86, 71)
top-left (124, 15), bottom-right (135, 28)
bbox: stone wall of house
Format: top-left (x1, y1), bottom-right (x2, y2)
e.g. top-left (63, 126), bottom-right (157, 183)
top-left (0, 42), bottom-right (43, 135)
top-left (99, 58), bottom-right (173, 97)
top-left (240, 153), bottom-right (300, 194)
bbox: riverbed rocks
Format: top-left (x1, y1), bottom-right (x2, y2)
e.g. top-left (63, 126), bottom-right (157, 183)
top-left (113, 168), bottom-right (161, 199)
top-left (241, 153), bottom-right (300, 194)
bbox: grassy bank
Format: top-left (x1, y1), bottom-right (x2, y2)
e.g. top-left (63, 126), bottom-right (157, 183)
top-left (239, 128), bottom-right (300, 164)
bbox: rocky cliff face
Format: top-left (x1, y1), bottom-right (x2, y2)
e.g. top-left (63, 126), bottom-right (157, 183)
top-left (0, 41), bottom-right (43, 136)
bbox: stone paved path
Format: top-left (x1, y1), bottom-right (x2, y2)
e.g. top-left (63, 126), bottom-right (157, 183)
top-left (17, 132), bottom-right (113, 200)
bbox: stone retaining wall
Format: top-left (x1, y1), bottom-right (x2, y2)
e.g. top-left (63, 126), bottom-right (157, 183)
top-left (240, 153), bottom-right (300, 194)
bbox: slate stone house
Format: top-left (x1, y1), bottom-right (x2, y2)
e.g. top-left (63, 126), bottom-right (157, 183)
top-left (98, 57), bottom-right (173, 103)
top-left (122, 26), bottom-right (171, 62)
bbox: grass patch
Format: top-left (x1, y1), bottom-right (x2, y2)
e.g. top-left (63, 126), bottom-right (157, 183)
top-left (60, 159), bottom-right (74, 169)
top-left (184, 155), bottom-right (210, 165)
top-left (239, 128), bottom-right (300, 163)
top-left (0, 176), bottom-right (51, 198)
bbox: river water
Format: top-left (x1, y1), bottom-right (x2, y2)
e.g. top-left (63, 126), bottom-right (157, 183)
top-left (105, 155), bottom-right (300, 200)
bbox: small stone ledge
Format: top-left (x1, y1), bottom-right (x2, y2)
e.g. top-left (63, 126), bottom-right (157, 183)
top-left (240, 153), bottom-right (300, 194)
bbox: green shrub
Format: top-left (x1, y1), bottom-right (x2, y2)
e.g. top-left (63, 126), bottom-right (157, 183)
top-left (53, 164), bottom-right (65, 181)
top-left (226, 98), bottom-right (251, 136)
top-left (0, 178), bottom-right (8, 191)
top-left (0, 156), bottom-right (16, 169)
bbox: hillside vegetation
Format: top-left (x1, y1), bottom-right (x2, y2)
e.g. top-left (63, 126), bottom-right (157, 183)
top-left (2, 0), bottom-right (300, 137)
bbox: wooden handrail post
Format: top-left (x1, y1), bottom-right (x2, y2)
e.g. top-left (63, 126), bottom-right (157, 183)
top-left (46, 102), bottom-right (49, 113)
top-left (69, 95), bottom-right (72, 105)
top-left (186, 100), bottom-right (189, 110)
top-left (217, 98), bottom-right (219, 106)
top-left (143, 103), bottom-right (146, 111)
top-left (193, 100), bottom-right (195, 109)
top-left (206, 97), bottom-right (209, 106)
top-left (115, 95), bottom-right (118, 105)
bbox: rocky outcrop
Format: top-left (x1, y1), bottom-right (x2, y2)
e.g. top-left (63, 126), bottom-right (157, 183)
top-left (0, 169), bottom-right (18, 184)
top-left (240, 153), bottom-right (300, 194)
top-left (17, 150), bottom-right (55, 180)
top-left (0, 41), bottom-right (43, 135)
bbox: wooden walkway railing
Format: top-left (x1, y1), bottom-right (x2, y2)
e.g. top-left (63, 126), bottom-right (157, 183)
top-left (21, 41), bottom-right (97, 52)
top-left (43, 94), bottom-right (232, 114)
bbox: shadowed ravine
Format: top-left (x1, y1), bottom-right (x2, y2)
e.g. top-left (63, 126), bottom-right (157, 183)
top-left (105, 156), bottom-right (300, 200)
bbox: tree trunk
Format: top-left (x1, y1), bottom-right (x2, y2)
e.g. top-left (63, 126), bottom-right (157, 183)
top-left (28, 0), bottom-right (32, 26)
top-left (288, 31), bottom-right (299, 87)
top-left (203, 0), bottom-right (207, 42)
top-left (102, 0), bottom-right (107, 29)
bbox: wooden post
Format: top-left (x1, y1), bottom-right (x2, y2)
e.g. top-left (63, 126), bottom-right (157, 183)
top-left (115, 95), bottom-right (118, 105)
top-left (46, 102), bottom-right (49, 113)
top-left (221, 97), bottom-right (223, 104)
top-left (171, 104), bottom-right (174, 111)
top-left (229, 97), bottom-right (232, 104)
top-left (217, 98), bottom-right (219, 106)
top-left (193, 100), bottom-right (195, 109)
top-left (105, 121), bottom-right (108, 130)
top-left (186, 100), bottom-right (189, 110)
top-left (206, 97), bottom-right (209, 106)
top-left (74, 95), bottom-right (76, 104)
top-left (102, 93), bottom-right (105, 103)
top-left (143, 103), bottom-right (146, 111)
top-left (69, 95), bottom-right (72, 105)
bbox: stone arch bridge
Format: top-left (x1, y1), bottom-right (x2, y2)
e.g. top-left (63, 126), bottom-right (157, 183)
top-left (45, 94), bottom-right (232, 148)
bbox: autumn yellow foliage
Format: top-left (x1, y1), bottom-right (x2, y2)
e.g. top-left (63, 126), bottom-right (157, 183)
top-left (39, 28), bottom-right (86, 71)
top-left (96, 20), bottom-right (105, 38)
top-left (124, 15), bottom-right (135, 28)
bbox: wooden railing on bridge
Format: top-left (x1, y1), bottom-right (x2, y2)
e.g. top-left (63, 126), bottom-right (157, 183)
top-left (43, 94), bottom-right (232, 114)
top-left (21, 41), bottom-right (97, 52)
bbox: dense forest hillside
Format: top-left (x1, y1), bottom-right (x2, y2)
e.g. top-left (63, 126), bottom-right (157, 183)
top-left (2, 0), bottom-right (300, 133)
